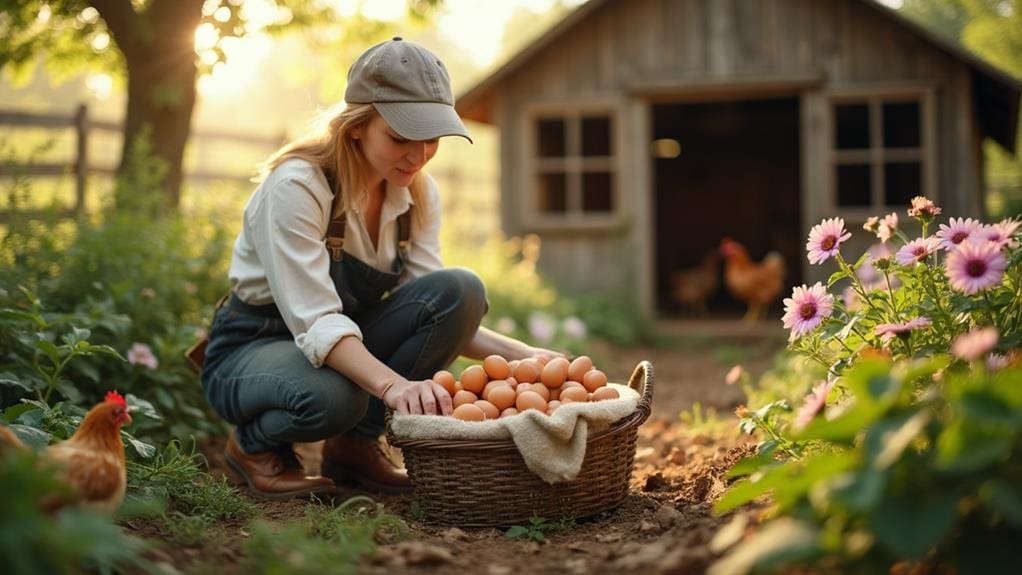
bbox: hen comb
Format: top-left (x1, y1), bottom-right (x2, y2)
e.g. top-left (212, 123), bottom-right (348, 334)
top-left (105, 390), bottom-right (127, 407)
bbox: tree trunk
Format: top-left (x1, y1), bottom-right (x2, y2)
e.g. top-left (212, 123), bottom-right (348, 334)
top-left (102, 0), bottom-right (204, 209)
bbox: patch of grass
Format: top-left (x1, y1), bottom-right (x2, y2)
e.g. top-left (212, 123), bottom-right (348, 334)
top-left (678, 401), bottom-right (732, 434)
top-left (505, 514), bottom-right (575, 542)
top-left (241, 495), bottom-right (407, 575)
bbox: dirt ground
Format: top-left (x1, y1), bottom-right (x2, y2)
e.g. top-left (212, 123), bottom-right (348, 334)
top-left (163, 323), bottom-right (787, 574)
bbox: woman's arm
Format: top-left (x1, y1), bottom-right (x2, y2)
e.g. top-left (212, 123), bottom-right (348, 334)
top-left (324, 336), bottom-right (453, 416)
top-left (460, 325), bottom-right (566, 363)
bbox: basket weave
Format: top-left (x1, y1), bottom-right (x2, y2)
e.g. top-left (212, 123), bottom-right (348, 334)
top-left (387, 361), bottom-right (654, 527)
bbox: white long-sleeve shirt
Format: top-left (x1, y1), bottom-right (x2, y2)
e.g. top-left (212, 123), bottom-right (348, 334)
top-left (228, 158), bottom-right (444, 367)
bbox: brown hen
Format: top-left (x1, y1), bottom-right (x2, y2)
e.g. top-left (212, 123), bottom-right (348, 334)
top-left (0, 391), bottom-right (132, 515)
top-left (719, 237), bottom-right (787, 322)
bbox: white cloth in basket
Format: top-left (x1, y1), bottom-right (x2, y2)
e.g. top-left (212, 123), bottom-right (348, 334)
top-left (389, 383), bottom-right (640, 483)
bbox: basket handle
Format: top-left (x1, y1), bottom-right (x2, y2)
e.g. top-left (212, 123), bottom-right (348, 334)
top-left (624, 360), bottom-right (654, 428)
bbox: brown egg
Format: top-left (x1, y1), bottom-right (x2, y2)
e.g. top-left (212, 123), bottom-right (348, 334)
top-left (582, 369), bottom-right (608, 392)
top-left (549, 386), bottom-right (562, 401)
top-left (500, 407), bottom-right (519, 418)
top-left (475, 400), bottom-right (500, 419)
top-left (547, 400), bottom-right (562, 413)
top-left (592, 387), bottom-right (620, 401)
top-left (453, 390), bottom-right (478, 408)
top-left (433, 370), bottom-right (457, 396)
top-left (487, 385), bottom-right (517, 411)
top-left (505, 376), bottom-right (519, 389)
top-left (540, 357), bottom-right (570, 388)
top-left (513, 360), bottom-right (541, 384)
top-left (516, 390), bottom-right (548, 412)
top-left (562, 380), bottom-right (584, 392)
top-left (568, 355), bottom-right (593, 382)
top-left (525, 382), bottom-right (550, 401)
top-left (507, 360), bottom-right (520, 373)
top-left (559, 386), bottom-right (589, 403)
top-left (483, 355), bottom-right (511, 380)
top-left (483, 380), bottom-right (510, 400)
top-left (453, 403), bottom-right (485, 421)
top-left (460, 365), bottom-right (488, 394)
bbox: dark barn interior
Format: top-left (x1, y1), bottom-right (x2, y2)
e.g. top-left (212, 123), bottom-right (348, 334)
top-left (653, 97), bottom-right (803, 317)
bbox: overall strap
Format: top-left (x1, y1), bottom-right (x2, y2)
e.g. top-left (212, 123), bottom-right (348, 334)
top-left (397, 208), bottom-right (412, 256)
top-left (325, 215), bottom-right (346, 262)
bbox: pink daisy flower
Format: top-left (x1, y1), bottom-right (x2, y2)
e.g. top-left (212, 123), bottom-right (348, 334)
top-left (127, 342), bottom-right (159, 370)
top-left (895, 237), bottom-right (941, 266)
top-left (951, 327), bottom-right (999, 361)
top-left (908, 196), bottom-right (942, 219)
top-left (806, 218), bottom-right (852, 265)
top-left (975, 219), bottom-right (1020, 250)
top-left (935, 217), bottom-right (981, 250)
top-left (987, 353), bottom-right (1011, 371)
top-left (945, 240), bottom-right (1007, 294)
top-left (782, 282), bottom-right (835, 339)
top-left (794, 378), bottom-right (837, 429)
top-left (874, 317), bottom-right (931, 344)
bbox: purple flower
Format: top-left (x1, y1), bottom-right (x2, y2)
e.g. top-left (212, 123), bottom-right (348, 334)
top-left (127, 342), bottom-right (159, 370)
top-left (794, 378), bottom-right (837, 429)
top-left (561, 316), bottom-right (588, 339)
top-left (935, 217), bottom-right (981, 250)
top-left (987, 353), bottom-right (1011, 371)
top-left (895, 237), bottom-right (941, 266)
top-left (782, 282), bottom-right (835, 339)
top-left (945, 240), bottom-right (1007, 294)
top-left (528, 312), bottom-right (556, 343)
top-left (976, 219), bottom-right (1020, 250)
top-left (806, 218), bottom-right (852, 265)
top-left (874, 317), bottom-right (931, 344)
top-left (951, 327), bottom-right (999, 361)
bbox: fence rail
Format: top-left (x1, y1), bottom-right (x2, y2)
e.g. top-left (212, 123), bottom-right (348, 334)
top-left (0, 103), bottom-right (285, 220)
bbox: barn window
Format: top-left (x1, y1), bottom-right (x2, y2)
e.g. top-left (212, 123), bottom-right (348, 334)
top-left (829, 92), bottom-right (933, 213)
top-left (529, 110), bottom-right (617, 222)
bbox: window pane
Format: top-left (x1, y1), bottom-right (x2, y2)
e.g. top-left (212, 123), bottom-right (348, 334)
top-left (836, 164), bottom-right (872, 207)
top-left (884, 161), bottom-right (921, 206)
top-left (581, 116), bottom-right (611, 157)
top-left (537, 118), bottom-right (566, 158)
top-left (537, 173), bottom-right (567, 213)
top-left (582, 171), bottom-right (613, 212)
top-left (835, 103), bottom-right (870, 150)
top-left (883, 101), bottom-right (921, 148)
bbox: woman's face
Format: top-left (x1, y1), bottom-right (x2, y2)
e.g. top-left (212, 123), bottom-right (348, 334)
top-left (356, 115), bottom-right (440, 189)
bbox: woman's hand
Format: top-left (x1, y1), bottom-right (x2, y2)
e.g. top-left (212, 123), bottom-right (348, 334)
top-left (381, 377), bottom-right (454, 416)
top-left (523, 345), bottom-right (567, 363)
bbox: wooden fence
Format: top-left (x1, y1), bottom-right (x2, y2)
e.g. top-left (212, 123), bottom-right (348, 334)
top-left (0, 103), bottom-right (284, 220)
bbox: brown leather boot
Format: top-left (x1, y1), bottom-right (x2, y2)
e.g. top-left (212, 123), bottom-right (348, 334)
top-left (224, 431), bottom-right (335, 500)
top-left (321, 435), bottom-right (413, 494)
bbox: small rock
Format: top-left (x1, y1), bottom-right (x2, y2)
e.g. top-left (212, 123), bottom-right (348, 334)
top-left (566, 541), bottom-right (589, 552)
top-left (389, 541), bottom-right (454, 566)
top-left (635, 446), bottom-right (656, 459)
top-left (614, 540), bottom-right (670, 569)
top-left (639, 519), bottom-right (659, 532)
top-left (691, 434), bottom-right (713, 446)
top-left (564, 557), bottom-right (588, 574)
top-left (440, 527), bottom-right (470, 543)
top-left (523, 541), bottom-right (542, 554)
top-left (654, 503), bottom-right (684, 528)
top-left (710, 513), bottom-right (749, 553)
top-left (668, 446), bottom-right (687, 465)
top-left (487, 565), bottom-right (513, 575)
top-left (643, 472), bottom-right (669, 491)
top-left (595, 532), bottom-right (622, 543)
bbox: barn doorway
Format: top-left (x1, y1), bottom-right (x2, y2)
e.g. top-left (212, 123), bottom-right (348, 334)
top-left (653, 97), bottom-right (802, 318)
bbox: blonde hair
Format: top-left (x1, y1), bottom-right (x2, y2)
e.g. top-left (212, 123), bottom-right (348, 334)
top-left (260, 103), bottom-right (428, 220)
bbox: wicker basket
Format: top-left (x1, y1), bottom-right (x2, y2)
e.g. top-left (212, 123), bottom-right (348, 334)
top-left (387, 361), bottom-right (654, 527)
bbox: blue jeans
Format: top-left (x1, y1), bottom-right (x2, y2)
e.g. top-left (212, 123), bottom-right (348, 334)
top-left (201, 268), bottom-right (487, 454)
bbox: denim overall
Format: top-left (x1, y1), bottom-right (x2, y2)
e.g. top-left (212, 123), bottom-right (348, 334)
top-left (201, 189), bottom-right (487, 455)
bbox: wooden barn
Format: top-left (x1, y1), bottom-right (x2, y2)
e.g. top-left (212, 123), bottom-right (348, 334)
top-left (454, 0), bottom-right (1021, 318)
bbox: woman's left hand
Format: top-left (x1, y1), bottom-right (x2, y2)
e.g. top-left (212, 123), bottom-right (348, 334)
top-left (523, 345), bottom-right (567, 363)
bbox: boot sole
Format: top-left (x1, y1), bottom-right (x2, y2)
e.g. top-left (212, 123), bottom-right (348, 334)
top-left (321, 460), bottom-right (414, 495)
top-left (224, 451), bottom-right (335, 501)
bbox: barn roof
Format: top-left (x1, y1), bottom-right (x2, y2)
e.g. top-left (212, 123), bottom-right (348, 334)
top-left (456, 0), bottom-right (1020, 153)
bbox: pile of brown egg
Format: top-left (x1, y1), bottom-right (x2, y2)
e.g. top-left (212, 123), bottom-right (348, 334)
top-left (433, 355), bottom-right (619, 421)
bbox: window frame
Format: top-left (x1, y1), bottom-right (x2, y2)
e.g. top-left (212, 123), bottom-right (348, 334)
top-left (825, 85), bottom-right (937, 220)
top-left (521, 102), bottom-right (621, 229)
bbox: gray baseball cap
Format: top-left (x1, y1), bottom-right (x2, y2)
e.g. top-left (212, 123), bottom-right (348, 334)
top-left (345, 37), bottom-right (472, 143)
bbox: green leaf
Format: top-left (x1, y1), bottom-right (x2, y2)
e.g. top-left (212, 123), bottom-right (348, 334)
top-left (64, 326), bottom-right (91, 346)
top-left (827, 269), bottom-right (849, 287)
top-left (79, 343), bottom-right (125, 361)
top-left (827, 467), bottom-right (887, 512)
top-left (505, 525), bottom-right (529, 539)
top-left (0, 371), bottom-right (35, 392)
top-left (121, 431), bottom-right (156, 459)
top-left (716, 465), bottom-right (790, 513)
top-left (871, 490), bottom-right (958, 558)
top-left (935, 420), bottom-right (1012, 473)
top-left (960, 392), bottom-right (1022, 427)
top-left (843, 359), bottom-right (900, 404)
top-left (126, 394), bottom-right (161, 421)
top-left (55, 380), bottom-right (84, 403)
top-left (797, 402), bottom-right (883, 443)
top-left (8, 423), bottom-right (53, 448)
top-left (3, 403), bottom-right (38, 423)
top-left (984, 481), bottom-right (1022, 529)
top-left (707, 518), bottom-right (820, 575)
top-left (865, 410), bottom-right (931, 469)
top-left (34, 338), bottom-right (62, 366)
